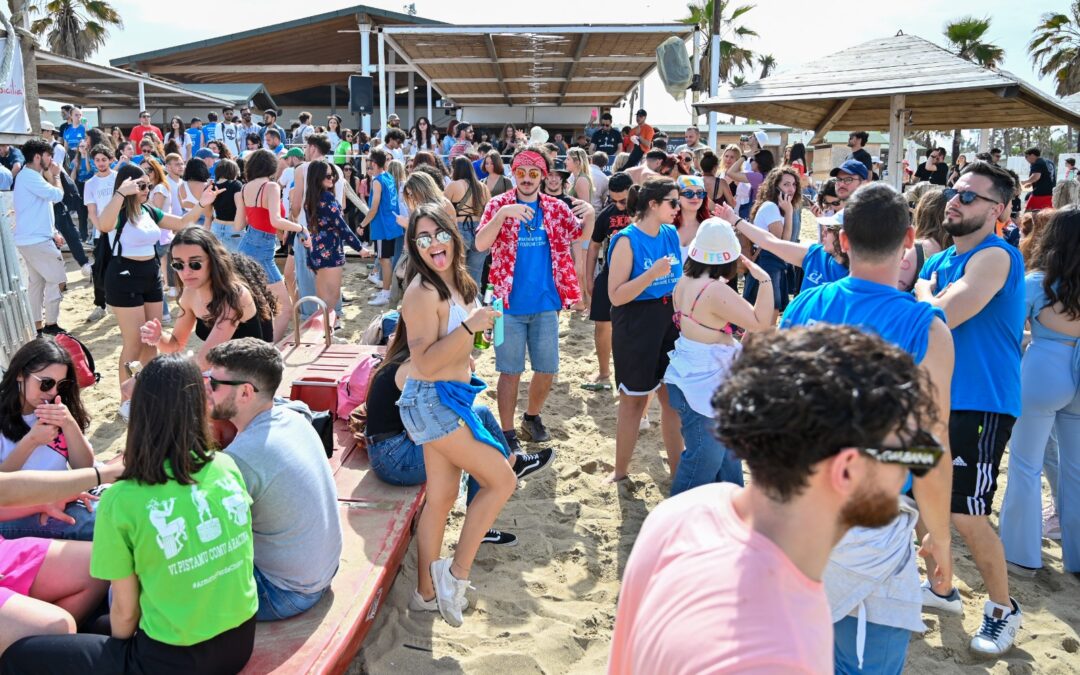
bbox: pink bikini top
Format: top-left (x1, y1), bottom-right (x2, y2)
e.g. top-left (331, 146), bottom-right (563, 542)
top-left (673, 280), bottom-right (734, 335)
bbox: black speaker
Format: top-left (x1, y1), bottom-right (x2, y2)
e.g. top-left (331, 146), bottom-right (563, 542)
top-left (349, 76), bottom-right (374, 114)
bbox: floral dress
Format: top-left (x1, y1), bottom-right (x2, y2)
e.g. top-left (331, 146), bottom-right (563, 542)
top-left (309, 190), bottom-right (364, 271)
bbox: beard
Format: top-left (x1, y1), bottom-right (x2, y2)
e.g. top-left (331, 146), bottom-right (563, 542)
top-left (210, 395), bottom-right (238, 421)
top-left (840, 479), bottom-right (901, 529)
top-left (943, 214), bottom-right (985, 237)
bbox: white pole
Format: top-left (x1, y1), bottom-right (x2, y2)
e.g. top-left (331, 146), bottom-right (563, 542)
top-left (978, 128), bottom-right (991, 153)
top-left (407, 71), bottom-right (415, 127)
top-left (138, 81), bottom-right (146, 113)
top-left (708, 34), bottom-right (719, 151)
top-left (888, 94), bottom-right (906, 191)
top-left (426, 79), bottom-right (433, 126)
top-left (638, 78), bottom-right (645, 110)
top-left (359, 23), bottom-right (371, 136)
top-left (388, 51), bottom-right (396, 117)
top-left (691, 30), bottom-right (700, 125)
top-left (377, 31), bottom-right (387, 140)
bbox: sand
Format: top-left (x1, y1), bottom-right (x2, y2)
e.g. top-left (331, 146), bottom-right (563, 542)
top-left (50, 221), bottom-right (1079, 675)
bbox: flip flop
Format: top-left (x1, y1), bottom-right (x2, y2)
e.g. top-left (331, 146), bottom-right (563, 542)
top-left (580, 381), bottom-right (612, 391)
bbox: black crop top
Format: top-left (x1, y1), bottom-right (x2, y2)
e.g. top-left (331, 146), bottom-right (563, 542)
top-left (364, 361), bottom-right (405, 437)
top-left (212, 179), bottom-right (242, 221)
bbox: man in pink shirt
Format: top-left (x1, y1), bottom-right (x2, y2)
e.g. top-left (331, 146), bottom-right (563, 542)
top-left (608, 324), bottom-right (944, 674)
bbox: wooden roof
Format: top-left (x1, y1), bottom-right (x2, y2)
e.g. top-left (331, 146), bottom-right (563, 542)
top-left (382, 24), bottom-right (691, 107)
top-left (695, 34), bottom-right (1080, 133)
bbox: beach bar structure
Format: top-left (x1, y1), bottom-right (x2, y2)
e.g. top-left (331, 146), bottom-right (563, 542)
top-left (695, 33), bottom-right (1080, 190)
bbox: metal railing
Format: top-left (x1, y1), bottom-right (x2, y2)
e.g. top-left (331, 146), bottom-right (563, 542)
top-left (0, 191), bottom-right (36, 370)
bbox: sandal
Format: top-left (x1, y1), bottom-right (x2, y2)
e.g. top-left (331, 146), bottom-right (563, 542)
top-left (580, 381), bottom-right (612, 391)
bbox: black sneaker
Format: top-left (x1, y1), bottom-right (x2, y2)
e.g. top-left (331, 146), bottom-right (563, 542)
top-left (481, 529), bottom-right (518, 546)
top-left (513, 447), bottom-right (555, 479)
top-left (503, 431), bottom-right (521, 454)
top-left (39, 324), bottom-right (67, 336)
top-left (520, 414), bottom-right (551, 442)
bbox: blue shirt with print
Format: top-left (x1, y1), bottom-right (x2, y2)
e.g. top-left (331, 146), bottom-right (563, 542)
top-left (202, 123), bottom-right (219, 147)
top-left (800, 243), bottom-right (849, 292)
top-left (507, 201), bottom-right (561, 315)
top-left (62, 123), bottom-right (86, 149)
top-left (606, 223), bottom-right (682, 301)
top-left (186, 128), bottom-right (203, 153)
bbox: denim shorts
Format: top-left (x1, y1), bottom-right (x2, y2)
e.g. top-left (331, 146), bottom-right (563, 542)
top-left (211, 221), bottom-right (245, 253)
top-left (367, 431), bottom-right (426, 487)
top-left (254, 565), bottom-right (327, 622)
top-left (397, 379), bottom-right (465, 444)
top-left (238, 228), bottom-right (284, 284)
top-left (494, 310), bottom-right (560, 375)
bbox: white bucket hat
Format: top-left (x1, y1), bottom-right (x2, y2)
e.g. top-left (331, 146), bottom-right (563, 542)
top-left (688, 218), bottom-right (741, 265)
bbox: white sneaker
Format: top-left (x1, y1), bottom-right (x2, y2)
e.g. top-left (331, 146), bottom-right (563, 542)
top-left (86, 306), bottom-right (106, 323)
top-left (118, 399), bottom-right (131, 422)
top-left (368, 289), bottom-right (390, 306)
top-left (1043, 505), bottom-right (1061, 540)
top-left (429, 558), bottom-right (469, 627)
top-left (368, 272), bottom-right (383, 286)
top-left (639, 414), bottom-right (650, 432)
top-left (80, 263), bottom-right (93, 278)
top-left (970, 598), bottom-right (1021, 657)
top-left (408, 588), bottom-right (469, 613)
top-left (921, 579), bottom-right (963, 616)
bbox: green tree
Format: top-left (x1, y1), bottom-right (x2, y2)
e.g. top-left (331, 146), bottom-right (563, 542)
top-left (757, 53), bottom-right (777, 79)
top-left (943, 16), bottom-right (1004, 163)
top-left (679, 1), bottom-right (758, 86)
top-left (1029, 3), bottom-right (1080, 97)
top-left (13, 0), bottom-right (123, 60)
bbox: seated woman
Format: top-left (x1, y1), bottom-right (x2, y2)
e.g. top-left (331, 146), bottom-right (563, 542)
top-left (0, 463), bottom-right (120, 660)
top-left (0, 338), bottom-right (96, 541)
top-left (1, 354), bottom-right (257, 674)
top-left (140, 227), bottom-right (278, 370)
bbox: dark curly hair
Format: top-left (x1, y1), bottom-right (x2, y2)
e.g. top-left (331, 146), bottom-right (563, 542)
top-left (0, 337), bottom-right (90, 441)
top-left (713, 324), bottom-right (935, 503)
top-left (229, 252), bottom-right (280, 322)
top-left (1031, 205), bottom-right (1080, 321)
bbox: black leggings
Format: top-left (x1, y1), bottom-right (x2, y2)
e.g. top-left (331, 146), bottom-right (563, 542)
top-left (0, 615), bottom-right (256, 675)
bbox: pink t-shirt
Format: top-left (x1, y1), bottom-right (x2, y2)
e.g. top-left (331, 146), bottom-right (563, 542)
top-left (608, 483), bottom-right (833, 675)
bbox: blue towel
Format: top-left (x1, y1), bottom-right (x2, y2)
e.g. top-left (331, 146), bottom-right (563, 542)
top-left (434, 377), bottom-right (508, 458)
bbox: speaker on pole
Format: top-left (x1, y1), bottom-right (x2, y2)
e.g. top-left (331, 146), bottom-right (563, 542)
top-left (349, 75), bottom-right (374, 114)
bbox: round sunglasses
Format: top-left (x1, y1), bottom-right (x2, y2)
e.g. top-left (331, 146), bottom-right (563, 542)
top-left (943, 188), bottom-right (999, 206)
top-left (680, 189), bottom-right (707, 200)
top-left (28, 372), bottom-right (71, 392)
top-left (414, 230), bottom-right (452, 250)
top-left (171, 260), bottom-right (204, 271)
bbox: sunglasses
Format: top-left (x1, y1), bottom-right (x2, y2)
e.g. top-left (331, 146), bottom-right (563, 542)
top-left (680, 189), bottom-right (707, 200)
top-left (662, 198), bottom-right (680, 208)
top-left (170, 259), bottom-right (204, 271)
top-left (415, 230), bottom-right (453, 250)
top-left (834, 176), bottom-right (861, 185)
top-left (856, 432), bottom-right (944, 478)
top-left (822, 198), bottom-right (842, 208)
top-left (135, 182), bottom-right (149, 191)
top-left (202, 370), bottom-right (258, 393)
top-left (513, 168), bottom-right (543, 181)
top-left (943, 188), bottom-right (999, 206)
top-left (29, 372), bottom-right (71, 392)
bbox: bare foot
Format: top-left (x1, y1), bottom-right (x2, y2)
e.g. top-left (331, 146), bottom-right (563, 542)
top-left (604, 472), bottom-right (629, 484)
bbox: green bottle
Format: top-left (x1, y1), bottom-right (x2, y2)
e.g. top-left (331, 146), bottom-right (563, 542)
top-left (474, 284), bottom-right (495, 349)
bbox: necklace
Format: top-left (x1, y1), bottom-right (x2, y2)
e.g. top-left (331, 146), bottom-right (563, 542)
top-left (520, 201), bottom-right (542, 233)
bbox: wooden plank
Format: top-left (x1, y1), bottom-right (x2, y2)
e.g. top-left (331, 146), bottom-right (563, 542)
top-left (809, 98), bottom-right (855, 144)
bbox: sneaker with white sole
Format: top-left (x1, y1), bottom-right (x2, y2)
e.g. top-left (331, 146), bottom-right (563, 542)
top-left (481, 529), bottom-right (518, 546)
top-left (409, 588), bottom-right (469, 612)
top-left (1006, 561), bottom-right (1038, 578)
top-left (970, 598), bottom-right (1021, 657)
top-left (1043, 505), bottom-right (1061, 540)
top-left (368, 273), bottom-right (383, 286)
top-left (80, 263), bottom-right (93, 278)
top-left (921, 579), bottom-right (963, 615)
top-left (118, 399), bottom-right (132, 423)
top-left (513, 448), bottom-right (555, 479)
top-left (429, 558), bottom-right (470, 627)
top-left (639, 414), bottom-right (650, 431)
top-left (368, 289), bottom-right (390, 306)
top-left (86, 306), bottom-right (106, 323)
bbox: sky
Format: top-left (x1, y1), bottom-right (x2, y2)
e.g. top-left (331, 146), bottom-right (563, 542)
top-left (76, 0), bottom-right (1072, 126)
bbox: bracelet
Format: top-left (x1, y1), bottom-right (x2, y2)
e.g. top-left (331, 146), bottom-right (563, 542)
top-left (93, 466), bottom-right (102, 487)
top-left (759, 279), bottom-right (772, 284)
top-left (461, 320), bottom-right (474, 335)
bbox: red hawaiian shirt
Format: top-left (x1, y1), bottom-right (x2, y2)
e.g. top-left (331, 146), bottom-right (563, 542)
top-left (478, 190), bottom-right (583, 310)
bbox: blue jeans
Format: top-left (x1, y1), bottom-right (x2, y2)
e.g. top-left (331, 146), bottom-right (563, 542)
top-left (668, 383), bottom-right (743, 496)
top-left (1045, 425), bottom-right (1060, 513)
top-left (238, 228), bottom-right (284, 284)
top-left (1000, 339), bottom-right (1080, 571)
top-left (368, 405), bottom-right (509, 505)
top-left (834, 616), bottom-right (911, 675)
top-left (55, 207), bottom-right (89, 266)
top-left (0, 500), bottom-right (96, 541)
top-left (456, 220), bottom-right (489, 289)
top-left (294, 236), bottom-right (343, 321)
top-left (494, 311), bottom-right (560, 375)
top-left (253, 565), bottom-right (327, 621)
top-left (210, 221), bottom-right (245, 253)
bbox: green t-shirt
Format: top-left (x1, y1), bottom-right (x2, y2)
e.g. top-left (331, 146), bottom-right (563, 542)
top-left (91, 454), bottom-right (257, 646)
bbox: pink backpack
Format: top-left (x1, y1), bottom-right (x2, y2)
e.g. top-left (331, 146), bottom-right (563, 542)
top-left (336, 354), bottom-right (380, 419)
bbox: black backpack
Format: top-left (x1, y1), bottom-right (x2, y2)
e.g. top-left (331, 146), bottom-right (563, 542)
top-left (112, 204), bottom-right (162, 257)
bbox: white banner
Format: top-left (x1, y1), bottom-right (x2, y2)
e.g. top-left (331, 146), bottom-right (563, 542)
top-left (0, 38), bottom-right (32, 135)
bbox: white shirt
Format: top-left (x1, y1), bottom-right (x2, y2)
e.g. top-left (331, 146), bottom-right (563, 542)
top-left (165, 131), bottom-right (192, 161)
top-left (752, 201), bottom-right (782, 230)
top-left (0, 415), bottom-right (71, 471)
top-left (165, 175), bottom-right (183, 216)
top-left (388, 146), bottom-right (405, 164)
top-left (13, 168), bottom-right (63, 245)
top-left (51, 142), bottom-right (66, 168)
top-left (83, 172), bottom-right (116, 238)
top-left (589, 165), bottom-right (609, 211)
top-left (219, 122), bottom-right (242, 157)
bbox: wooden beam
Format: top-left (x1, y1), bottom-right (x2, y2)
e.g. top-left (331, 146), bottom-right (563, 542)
top-left (146, 64), bottom-right (363, 74)
top-left (484, 34), bottom-right (511, 107)
top-left (809, 98), bottom-right (854, 144)
top-left (558, 33), bottom-right (590, 106)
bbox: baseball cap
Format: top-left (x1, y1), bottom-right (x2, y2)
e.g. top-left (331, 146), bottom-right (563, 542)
top-left (830, 159), bottom-right (869, 180)
top-left (388, 113), bottom-right (400, 121)
top-left (687, 217), bottom-right (741, 265)
top-left (818, 209), bottom-right (845, 229)
top-left (264, 109), bottom-right (278, 117)
top-left (284, 147), bottom-right (304, 160)
top-left (40, 121), bottom-right (56, 132)
top-left (194, 148), bottom-right (218, 160)
top-left (636, 109), bottom-right (648, 117)
top-left (753, 130), bottom-right (769, 147)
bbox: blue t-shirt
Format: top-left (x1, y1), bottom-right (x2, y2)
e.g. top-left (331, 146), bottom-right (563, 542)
top-left (607, 223), bottom-right (682, 301)
top-left (0, 147), bottom-right (24, 171)
top-left (782, 276), bottom-right (944, 364)
top-left (186, 128), bottom-right (203, 153)
top-left (800, 243), bottom-right (849, 292)
top-left (202, 123), bottom-right (219, 146)
top-left (62, 123), bottom-right (86, 149)
top-left (472, 158), bottom-right (488, 180)
top-left (368, 172), bottom-right (401, 242)
top-left (919, 234), bottom-right (1024, 416)
top-left (75, 157), bottom-right (93, 183)
top-left (507, 201), bottom-right (561, 315)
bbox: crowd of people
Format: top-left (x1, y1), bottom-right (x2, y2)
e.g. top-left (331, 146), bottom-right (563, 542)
top-left (0, 101), bottom-right (1076, 674)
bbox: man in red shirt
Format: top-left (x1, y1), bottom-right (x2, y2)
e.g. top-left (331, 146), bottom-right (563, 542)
top-left (129, 111), bottom-right (163, 146)
top-left (625, 109), bottom-right (655, 168)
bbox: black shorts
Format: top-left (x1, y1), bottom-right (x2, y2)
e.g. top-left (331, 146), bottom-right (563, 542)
top-left (950, 410), bottom-right (1016, 516)
top-left (589, 269), bottom-right (612, 322)
top-left (611, 296), bottom-right (678, 396)
top-left (105, 256), bottom-right (163, 308)
top-left (377, 238), bottom-right (396, 260)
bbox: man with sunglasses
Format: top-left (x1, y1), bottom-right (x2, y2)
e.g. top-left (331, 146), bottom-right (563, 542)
top-left (128, 111), bottom-right (162, 147)
top-left (914, 147), bottom-right (949, 186)
top-left (238, 108), bottom-right (261, 147)
top-left (591, 113), bottom-right (622, 159)
top-left (476, 147), bottom-right (590, 450)
top-left (610, 323), bottom-right (942, 675)
top-left (914, 160), bottom-right (1025, 657)
top-left (779, 182), bottom-right (956, 673)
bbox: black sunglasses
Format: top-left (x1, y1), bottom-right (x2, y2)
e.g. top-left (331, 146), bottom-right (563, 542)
top-left (680, 189), bottom-right (707, 200)
top-left (415, 230), bottom-right (452, 250)
top-left (856, 432), bottom-right (944, 478)
top-left (29, 372), bottom-right (71, 392)
top-left (662, 198), bottom-right (680, 208)
top-left (822, 198), bottom-right (842, 208)
top-left (202, 370), bottom-right (259, 393)
top-left (943, 188), bottom-right (999, 206)
top-left (171, 260), bottom-right (203, 271)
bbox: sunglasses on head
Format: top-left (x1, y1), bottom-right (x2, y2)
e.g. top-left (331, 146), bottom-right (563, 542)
top-left (202, 370), bottom-right (258, 393)
top-left (680, 189), bottom-right (707, 200)
top-left (943, 188), bottom-right (999, 206)
top-left (856, 431), bottom-right (944, 478)
top-left (414, 230), bottom-right (453, 250)
top-left (170, 259), bottom-right (203, 271)
top-left (29, 372), bottom-right (70, 393)
top-left (513, 168), bottom-right (543, 181)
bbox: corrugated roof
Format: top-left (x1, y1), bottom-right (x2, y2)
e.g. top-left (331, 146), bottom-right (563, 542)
top-left (695, 33), bottom-right (1080, 131)
top-left (178, 83), bottom-right (278, 111)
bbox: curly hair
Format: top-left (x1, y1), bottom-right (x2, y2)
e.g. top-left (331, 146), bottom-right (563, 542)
top-left (1031, 205), bottom-right (1080, 320)
top-left (1019, 209), bottom-right (1055, 269)
top-left (749, 167), bottom-right (802, 221)
top-left (169, 227), bottom-right (248, 327)
top-left (713, 324), bottom-right (936, 503)
top-left (229, 252), bottom-right (279, 322)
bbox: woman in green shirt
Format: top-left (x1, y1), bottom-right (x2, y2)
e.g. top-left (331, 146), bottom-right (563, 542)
top-left (1, 354), bottom-right (257, 675)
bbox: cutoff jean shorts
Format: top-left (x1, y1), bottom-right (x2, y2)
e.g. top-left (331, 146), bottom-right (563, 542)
top-left (211, 221), bottom-right (245, 253)
top-left (397, 379), bottom-right (464, 445)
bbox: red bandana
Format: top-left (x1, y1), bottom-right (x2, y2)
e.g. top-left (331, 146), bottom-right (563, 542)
top-left (511, 150), bottom-right (548, 177)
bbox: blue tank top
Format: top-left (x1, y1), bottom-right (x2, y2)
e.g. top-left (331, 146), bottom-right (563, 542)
top-left (781, 276), bottom-right (944, 364)
top-left (369, 172), bottom-right (402, 241)
top-left (607, 223), bottom-right (682, 301)
top-left (800, 243), bottom-right (849, 292)
top-left (919, 234), bottom-right (1024, 416)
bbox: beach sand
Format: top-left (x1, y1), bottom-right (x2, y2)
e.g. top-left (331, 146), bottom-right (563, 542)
top-left (51, 220), bottom-right (1079, 675)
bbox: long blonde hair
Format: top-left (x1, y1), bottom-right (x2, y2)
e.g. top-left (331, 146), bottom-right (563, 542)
top-left (386, 160), bottom-right (407, 189)
top-left (402, 171), bottom-right (445, 210)
top-left (567, 147), bottom-right (593, 193)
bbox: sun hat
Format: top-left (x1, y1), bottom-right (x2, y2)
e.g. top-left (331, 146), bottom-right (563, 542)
top-left (528, 125), bottom-right (549, 145)
top-left (753, 130), bottom-right (769, 147)
top-left (40, 121), bottom-right (56, 132)
top-left (818, 209), bottom-right (845, 229)
top-left (688, 217), bottom-right (741, 265)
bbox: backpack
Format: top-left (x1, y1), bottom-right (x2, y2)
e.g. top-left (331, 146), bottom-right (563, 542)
top-left (336, 354), bottom-right (381, 419)
top-left (54, 333), bottom-right (100, 388)
top-left (308, 409), bottom-right (335, 459)
top-left (112, 204), bottom-right (162, 257)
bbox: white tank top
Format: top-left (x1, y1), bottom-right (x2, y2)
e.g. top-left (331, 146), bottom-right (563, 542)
top-left (446, 298), bottom-right (473, 335)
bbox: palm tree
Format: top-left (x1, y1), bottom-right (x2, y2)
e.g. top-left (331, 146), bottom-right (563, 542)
top-left (679, 1), bottom-right (758, 87)
top-left (15, 0), bottom-right (123, 60)
top-left (1029, 3), bottom-right (1080, 97)
top-left (943, 16), bottom-right (1004, 163)
top-left (757, 53), bottom-right (776, 79)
